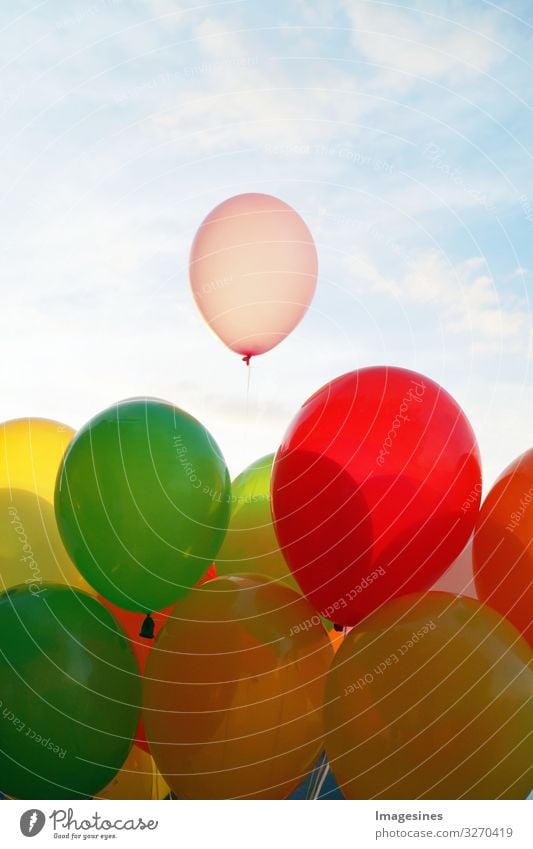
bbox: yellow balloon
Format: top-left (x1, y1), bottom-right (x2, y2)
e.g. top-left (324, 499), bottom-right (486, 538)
top-left (0, 488), bottom-right (93, 594)
top-left (0, 419), bottom-right (90, 594)
top-left (0, 418), bottom-right (74, 503)
top-left (216, 454), bottom-right (299, 591)
top-left (97, 745), bottom-right (170, 800)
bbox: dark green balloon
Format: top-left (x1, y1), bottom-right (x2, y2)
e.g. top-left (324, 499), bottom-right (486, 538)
top-left (0, 585), bottom-right (140, 799)
top-left (55, 398), bottom-right (231, 611)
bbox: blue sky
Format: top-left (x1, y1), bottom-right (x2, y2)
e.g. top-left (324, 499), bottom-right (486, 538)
top-left (1, 0), bottom-right (532, 486)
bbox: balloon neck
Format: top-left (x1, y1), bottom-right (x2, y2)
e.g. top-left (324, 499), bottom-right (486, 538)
top-left (242, 354), bottom-right (252, 366)
top-left (139, 613), bottom-right (155, 639)
top-left (333, 623), bottom-right (344, 632)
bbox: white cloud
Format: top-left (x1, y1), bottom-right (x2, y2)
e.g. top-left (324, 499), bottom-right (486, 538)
top-left (405, 253), bottom-right (527, 348)
top-left (342, 0), bottom-right (502, 84)
top-left (144, 21), bottom-right (371, 153)
top-left (343, 249), bottom-right (529, 352)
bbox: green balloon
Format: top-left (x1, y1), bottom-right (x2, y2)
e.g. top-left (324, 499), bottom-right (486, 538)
top-left (215, 454), bottom-right (299, 591)
top-left (55, 399), bottom-right (231, 611)
top-left (0, 585), bottom-right (140, 799)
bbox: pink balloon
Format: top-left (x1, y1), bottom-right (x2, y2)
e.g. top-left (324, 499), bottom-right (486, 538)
top-left (189, 193), bottom-right (318, 360)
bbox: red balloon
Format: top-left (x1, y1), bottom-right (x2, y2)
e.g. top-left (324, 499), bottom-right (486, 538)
top-left (100, 563), bottom-right (217, 751)
top-left (272, 367), bottom-right (481, 626)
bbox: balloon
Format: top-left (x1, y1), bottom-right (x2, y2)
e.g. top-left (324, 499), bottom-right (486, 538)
top-left (0, 419), bottom-right (89, 595)
top-left (0, 585), bottom-right (141, 799)
top-left (473, 448), bottom-right (533, 647)
top-left (97, 745), bottom-right (170, 800)
top-left (216, 454), bottom-right (298, 590)
top-left (55, 398), bottom-right (230, 612)
top-left (189, 193), bottom-right (318, 361)
top-left (143, 575), bottom-right (333, 799)
top-left (99, 563), bottom-right (216, 753)
top-left (325, 592), bottom-right (533, 799)
top-left (272, 366), bottom-right (481, 626)
top-left (0, 488), bottom-right (94, 595)
top-left (0, 418), bottom-right (74, 503)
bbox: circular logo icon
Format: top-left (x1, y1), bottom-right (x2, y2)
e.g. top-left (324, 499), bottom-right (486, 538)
top-left (20, 810), bottom-right (46, 837)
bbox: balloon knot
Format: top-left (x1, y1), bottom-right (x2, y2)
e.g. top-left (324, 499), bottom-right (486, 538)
top-left (333, 623), bottom-right (344, 632)
top-left (242, 354), bottom-right (251, 366)
top-left (139, 613), bottom-right (155, 639)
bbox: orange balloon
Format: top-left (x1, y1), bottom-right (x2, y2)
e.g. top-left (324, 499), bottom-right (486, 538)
top-left (473, 449), bottom-right (533, 647)
top-left (143, 575), bottom-right (333, 799)
top-left (189, 193), bottom-right (318, 360)
top-left (325, 593), bottom-right (533, 799)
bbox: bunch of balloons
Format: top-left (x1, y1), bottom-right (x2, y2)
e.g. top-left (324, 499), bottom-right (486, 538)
top-left (0, 193), bottom-right (531, 801)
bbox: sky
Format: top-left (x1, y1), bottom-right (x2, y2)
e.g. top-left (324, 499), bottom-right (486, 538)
top-left (0, 0), bottom-right (532, 488)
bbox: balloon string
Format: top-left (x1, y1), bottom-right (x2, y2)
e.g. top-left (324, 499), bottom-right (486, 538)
top-left (246, 359), bottom-right (252, 417)
top-left (305, 752), bottom-right (322, 799)
top-left (313, 759), bottom-right (331, 799)
top-left (306, 762), bottom-right (320, 800)
top-left (244, 357), bottom-right (252, 449)
top-left (306, 753), bottom-right (327, 799)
